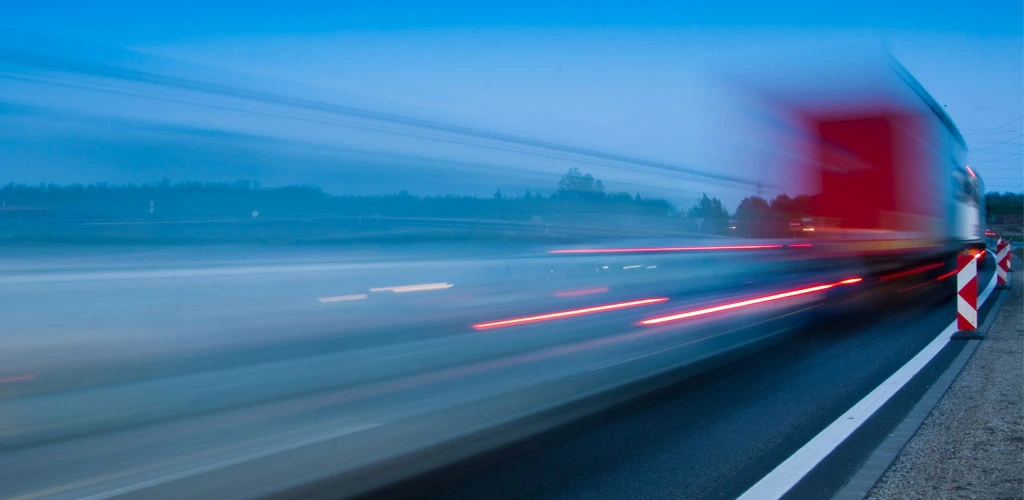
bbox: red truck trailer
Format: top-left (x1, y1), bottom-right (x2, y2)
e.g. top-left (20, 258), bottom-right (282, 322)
top-left (770, 57), bottom-right (986, 276)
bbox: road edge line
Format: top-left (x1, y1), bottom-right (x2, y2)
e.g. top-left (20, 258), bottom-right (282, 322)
top-left (830, 288), bottom-right (1009, 499)
top-left (736, 267), bottom-right (999, 500)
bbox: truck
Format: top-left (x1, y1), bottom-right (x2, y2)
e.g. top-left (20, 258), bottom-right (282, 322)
top-left (767, 56), bottom-right (987, 276)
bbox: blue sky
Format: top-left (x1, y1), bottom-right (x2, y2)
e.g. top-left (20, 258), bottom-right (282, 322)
top-left (7, 1), bottom-right (1023, 39)
top-left (2, 0), bottom-right (1021, 208)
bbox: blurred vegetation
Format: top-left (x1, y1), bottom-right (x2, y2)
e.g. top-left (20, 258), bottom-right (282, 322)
top-left (0, 171), bottom-right (677, 222)
top-left (732, 194), bottom-right (817, 238)
top-left (986, 192), bottom-right (1023, 241)
top-left (0, 170), bottom-right (731, 245)
top-left (985, 192), bottom-right (1023, 222)
top-left (726, 191), bottom-right (1024, 239)
top-left (3, 173), bottom-right (1017, 242)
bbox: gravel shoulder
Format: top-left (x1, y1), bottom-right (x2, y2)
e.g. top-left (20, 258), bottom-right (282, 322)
top-left (867, 256), bottom-right (1024, 500)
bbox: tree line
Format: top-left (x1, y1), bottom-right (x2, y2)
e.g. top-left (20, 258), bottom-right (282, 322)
top-left (2, 171), bottom-right (1018, 236)
top-left (986, 192), bottom-right (1023, 219)
top-left (0, 170), bottom-right (674, 222)
top-left (682, 191), bottom-right (1023, 238)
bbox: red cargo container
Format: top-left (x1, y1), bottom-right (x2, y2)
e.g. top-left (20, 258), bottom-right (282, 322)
top-left (809, 110), bottom-right (944, 255)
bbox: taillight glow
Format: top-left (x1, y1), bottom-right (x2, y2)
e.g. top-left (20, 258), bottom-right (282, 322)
top-left (789, 243), bottom-right (814, 248)
top-left (936, 269), bottom-right (957, 281)
top-left (473, 297), bottom-right (668, 330)
top-left (548, 244), bottom-right (784, 254)
top-left (879, 263), bottom-right (944, 281)
top-left (555, 287), bottom-right (610, 297)
top-left (0, 374), bottom-right (36, 385)
top-left (639, 277), bottom-right (861, 326)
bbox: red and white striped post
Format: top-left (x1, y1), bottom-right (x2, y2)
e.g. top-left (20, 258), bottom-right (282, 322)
top-left (952, 251), bottom-right (982, 340)
top-left (996, 238), bottom-right (1012, 289)
top-left (1009, 241), bottom-right (1014, 272)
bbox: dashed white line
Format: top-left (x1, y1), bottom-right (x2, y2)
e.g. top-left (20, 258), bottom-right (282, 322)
top-left (370, 282), bottom-right (453, 293)
top-left (317, 294), bottom-right (368, 303)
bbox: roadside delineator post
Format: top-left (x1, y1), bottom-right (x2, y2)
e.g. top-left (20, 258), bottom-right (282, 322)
top-left (996, 238), bottom-right (1012, 290)
top-left (1006, 240), bottom-right (1013, 273)
top-left (951, 251), bottom-right (982, 340)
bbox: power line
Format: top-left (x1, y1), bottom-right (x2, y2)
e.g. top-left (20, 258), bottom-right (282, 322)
top-left (962, 116), bottom-right (1023, 135)
top-left (0, 48), bottom-right (763, 189)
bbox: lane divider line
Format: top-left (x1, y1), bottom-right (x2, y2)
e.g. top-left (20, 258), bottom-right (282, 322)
top-left (370, 282), bottom-right (453, 293)
top-left (736, 267), bottom-right (999, 500)
top-left (317, 294), bottom-right (368, 303)
top-left (832, 289), bottom-right (1010, 500)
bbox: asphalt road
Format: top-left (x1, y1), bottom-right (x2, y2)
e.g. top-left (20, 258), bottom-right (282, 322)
top-left (0, 242), bottom-right (987, 500)
top-left (363, 255), bottom-right (998, 500)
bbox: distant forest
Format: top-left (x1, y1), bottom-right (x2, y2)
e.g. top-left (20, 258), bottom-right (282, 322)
top-left (727, 191), bottom-right (1024, 237)
top-left (985, 192), bottom-right (1024, 220)
top-left (2, 168), bottom-right (1020, 238)
top-left (0, 168), bottom-right (675, 222)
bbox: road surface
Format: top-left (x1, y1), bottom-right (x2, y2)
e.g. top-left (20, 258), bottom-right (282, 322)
top-left (0, 242), bottom-right (986, 499)
top-left (365, 256), bottom-right (1000, 500)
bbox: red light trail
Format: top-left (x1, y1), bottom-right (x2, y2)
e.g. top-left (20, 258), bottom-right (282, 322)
top-left (548, 244), bottom-right (784, 254)
top-left (640, 277), bottom-right (861, 326)
top-left (473, 297), bottom-right (668, 330)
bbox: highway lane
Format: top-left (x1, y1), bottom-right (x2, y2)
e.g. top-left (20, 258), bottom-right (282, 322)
top-left (0, 240), bottom-right (815, 391)
top-left (6, 240), bottom-right (978, 500)
top-left (364, 254), bottom-right (998, 500)
top-left (0, 240), bottom-right (865, 499)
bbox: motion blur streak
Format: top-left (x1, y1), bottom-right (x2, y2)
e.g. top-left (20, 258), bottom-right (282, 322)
top-left (0, 375), bottom-right (36, 385)
top-left (879, 263), bottom-right (945, 281)
top-left (554, 287), bottom-right (610, 297)
top-left (370, 282), bottom-right (454, 293)
top-left (640, 278), bottom-right (862, 326)
top-left (548, 245), bottom-right (785, 254)
top-left (788, 244), bottom-right (814, 248)
top-left (473, 298), bottom-right (669, 330)
top-left (936, 269), bottom-right (958, 281)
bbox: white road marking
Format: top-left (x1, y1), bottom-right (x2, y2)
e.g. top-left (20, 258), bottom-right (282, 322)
top-left (737, 270), bottom-right (998, 500)
top-left (370, 282), bottom-right (453, 293)
top-left (623, 265), bottom-right (643, 270)
top-left (78, 423), bottom-right (380, 500)
top-left (317, 294), bottom-right (368, 303)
